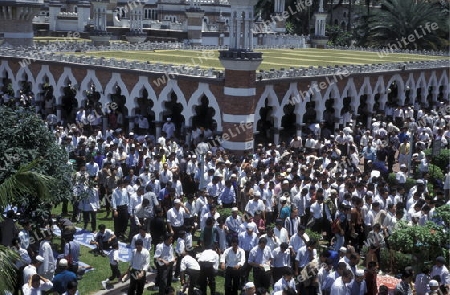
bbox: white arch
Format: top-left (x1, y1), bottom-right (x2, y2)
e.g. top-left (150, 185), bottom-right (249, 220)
top-left (33, 65), bottom-right (57, 102)
top-left (415, 72), bottom-right (428, 104)
top-left (0, 61), bottom-right (16, 95)
top-left (187, 82), bottom-right (222, 131)
top-left (404, 73), bottom-right (416, 105)
top-left (104, 72), bottom-right (131, 115)
top-left (437, 70), bottom-right (449, 102)
top-left (55, 67), bottom-right (78, 105)
top-left (15, 66), bottom-right (35, 97)
top-left (385, 73), bottom-right (405, 106)
top-left (78, 69), bottom-right (104, 109)
top-left (428, 71), bottom-right (438, 88)
top-left (155, 79), bottom-right (188, 121)
top-left (372, 76), bottom-right (387, 95)
top-left (129, 76), bottom-right (158, 116)
top-left (254, 84), bottom-right (280, 132)
top-left (357, 77), bottom-right (373, 98)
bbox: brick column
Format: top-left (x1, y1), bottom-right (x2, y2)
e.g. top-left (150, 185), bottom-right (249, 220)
top-left (219, 50), bottom-right (262, 152)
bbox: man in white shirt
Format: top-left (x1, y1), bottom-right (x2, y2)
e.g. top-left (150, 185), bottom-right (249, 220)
top-left (430, 256), bottom-right (450, 287)
top-left (273, 268), bottom-right (297, 293)
top-left (166, 199), bottom-right (187, 239)
top-left (245, 192), bottom-right (266, 220)
top-left (127, 239), bottom-right (150, 295)
top-left (295, 240), bottom-right (317, 275)
top-left (180, 252), bottom-right (201, 295)
top-left (248, 237), bottom-right (273, 290)
top-left (198, 246), bottom-right (220, 295)
top-left (330, 269), bottom-right (353, 295)
top-left (23, 256), bottom-right (44, 284)
top-left (274, 219), bottom-right (289, 244)
top-left (220, 237), bottom-right (246, 295)
top-left (38, 231), bottom-right (55, 280)
top-left (22, 274), bottom-right (53, 295)
top-left (271, 242), bottom-right (292, 283)
top-left (154, 233), bottom-right (176, 295)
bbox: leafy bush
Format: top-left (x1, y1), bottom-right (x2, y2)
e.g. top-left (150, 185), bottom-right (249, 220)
top-left (306, 229), bottom-right (322, 245)
top-left (217, 207), bottom-right (233, 220)
top-left (380, 248), bottom-right (413, 274)
top-left (387, 173), bottom-right (417, 191)
top-left (424, 148), bottom-right (450, 172)
top-left (388, 221), bottom-right (448, 273)
top-left (427, 164), bottom-right (444, 189)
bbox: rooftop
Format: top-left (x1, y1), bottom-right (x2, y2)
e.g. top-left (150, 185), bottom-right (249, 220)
top-left (77, 48), bottom-right (448, 71)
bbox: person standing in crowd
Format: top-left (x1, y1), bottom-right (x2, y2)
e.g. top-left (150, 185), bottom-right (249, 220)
top-left (52, 259), bottom-right (77, 295)
top-left (127, 239), bottom-right (150, 295)
top-left (239, 224), bottom-right (258, 285)
top-left (166, 199), bottom-right (187, 240)
top-left (38, 231), bottom-right (55, 280)
top-left (248, 237), bottom-right (273, 290)
top-left (197, 246), bottom-right (220, 295)
top-left (22, 274), bottom-right (53, 295)
top-left (111, 179), bottom-right (129, 240)
top-left (221, 237), bottom-right (246, 295)
top-left (154, 233), bottom-right (176, 295)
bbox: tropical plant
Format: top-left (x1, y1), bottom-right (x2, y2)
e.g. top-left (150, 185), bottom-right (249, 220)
top-left (326, 25), bottom-right (353, 46)
top-left (388, 220), bottom-right (448, 273)
top-left (424, 148), bottom-right (450, 172)
top-left (0, 106), bottom-right (73, 214)
top-left (0, 162), bottom-right (56, 293)
top-left (366, 0), bottom-right (449, 50)
top-left (0, 245), bottom-right (19, 293)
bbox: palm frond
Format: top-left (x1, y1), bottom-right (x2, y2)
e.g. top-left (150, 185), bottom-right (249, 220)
top-left (0, 245), bottom-right (20, 293)
top-left (0, 159), bottom-right (55, 210)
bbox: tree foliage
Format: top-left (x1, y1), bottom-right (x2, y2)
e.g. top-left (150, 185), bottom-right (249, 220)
top-left (365, 0), bottom-right (449, 50)
top-left (326, 25), bottom-right (353, 46)
top-left (0, 245), bottom-right (19, 293)
top-left (0, 106), bottom-right (72, 214)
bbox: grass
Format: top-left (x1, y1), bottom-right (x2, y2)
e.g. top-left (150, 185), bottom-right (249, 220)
top-left (50, 204), bottom-right (230, 295)
top-left (71, 48), bottom-right (448, 71)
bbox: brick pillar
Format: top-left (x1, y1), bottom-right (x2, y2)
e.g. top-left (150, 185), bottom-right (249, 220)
top-left (219, 50), bottom-right (262, 152)
top-left (185, 8), bottom-right (204, 46)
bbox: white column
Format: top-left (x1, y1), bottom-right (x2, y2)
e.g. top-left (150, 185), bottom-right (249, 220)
top-left (236, 14), bottom-right (241, 48)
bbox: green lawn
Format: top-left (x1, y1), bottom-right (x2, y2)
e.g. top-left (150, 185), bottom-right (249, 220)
top-left (50, 204), bottom-right (230, 295)
top-left (74, 48), bottom-right (448, 71)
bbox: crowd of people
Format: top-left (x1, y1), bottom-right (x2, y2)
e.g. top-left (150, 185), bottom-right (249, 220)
top-left (1, 92), bottom-right (450, 295)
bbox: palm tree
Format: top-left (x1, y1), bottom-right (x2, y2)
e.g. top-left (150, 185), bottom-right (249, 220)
top-left (367, 0), bottom-right (449, 50)
top-left (0, 161), bottom-right (54, 293)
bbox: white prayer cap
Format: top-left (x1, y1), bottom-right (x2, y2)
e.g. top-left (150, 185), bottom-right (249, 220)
top-left (244, 282), bottom-right (255, 290)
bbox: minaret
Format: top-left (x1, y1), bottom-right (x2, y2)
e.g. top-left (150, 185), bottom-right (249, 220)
top-left (185, 0), bottom-right (204, 46)
top-left (126, 0), bottom-right (147, 43)
top-left (311, 0), bottom-right (328, 48)
top-left (218, 0), bottom-right (262, 152)
top-left (77, 0), bottom-right (91, 33)
top-left (273, 0), bottom-right (286, 33)
top-left (0, 0), bottom-right (43, 46)
top-left (90, 0), bottom-right (112, 46)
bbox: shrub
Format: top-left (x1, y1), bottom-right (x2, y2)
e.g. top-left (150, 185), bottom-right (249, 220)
top-left (424, 148), bottom-right (450, 172)
top-left (217, 207), bottom-right (233, 220)
top-left (387, 173), bottom-right (417, 191)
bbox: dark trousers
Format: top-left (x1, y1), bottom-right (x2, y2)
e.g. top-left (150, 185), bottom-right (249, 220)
top-left (157, 264), bottom-right (173, 295)
top-left (187, 269), bottom-right (200, 295)
top-left (225, 267), bottom-right (241, 295)
top-left (97, 237), bottom-right (117, 252)
top-left (83, 211), bottom-right (97, 232)
top-left (172, 226), bottom-right (183, 241)
top-left (128, 215), bottom-right (139, 243)
top-left (199, 262), bottom-right (216, 295)
top-left (241, 251), bottom-right (251, 286)
top-left (272, 266), bottom-right (288, 284)
top-left (253, 267), bottom-right (270, 290)
top-left (265, 212), bottom-right (274, 225)
top-left (222, 203), bottom-right (234, 209)
top-left (114, 205), bottom-right (128, 237)
top-left (128, 269), bottom-right (146, 295)
top-left (109, 263), bottom-right (121, 281)
top-left (174, 253), bottom-right (181, 278)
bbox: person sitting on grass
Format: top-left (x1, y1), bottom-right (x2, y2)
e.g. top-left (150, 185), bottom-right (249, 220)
top-left (102, 241), bottom-right (120, 289)
top-left (90, 224), bottom-right (117, 257)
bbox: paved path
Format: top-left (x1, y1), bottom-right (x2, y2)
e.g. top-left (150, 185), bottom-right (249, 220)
top-left (95, 272), bottom-right (157, 295)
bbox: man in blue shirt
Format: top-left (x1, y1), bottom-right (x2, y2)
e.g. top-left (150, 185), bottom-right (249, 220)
top-left (52, 259), bottom-right (77, 295)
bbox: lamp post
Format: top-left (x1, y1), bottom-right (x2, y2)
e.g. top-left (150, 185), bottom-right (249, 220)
top-left (196, 142), bottom-right (210, 190)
